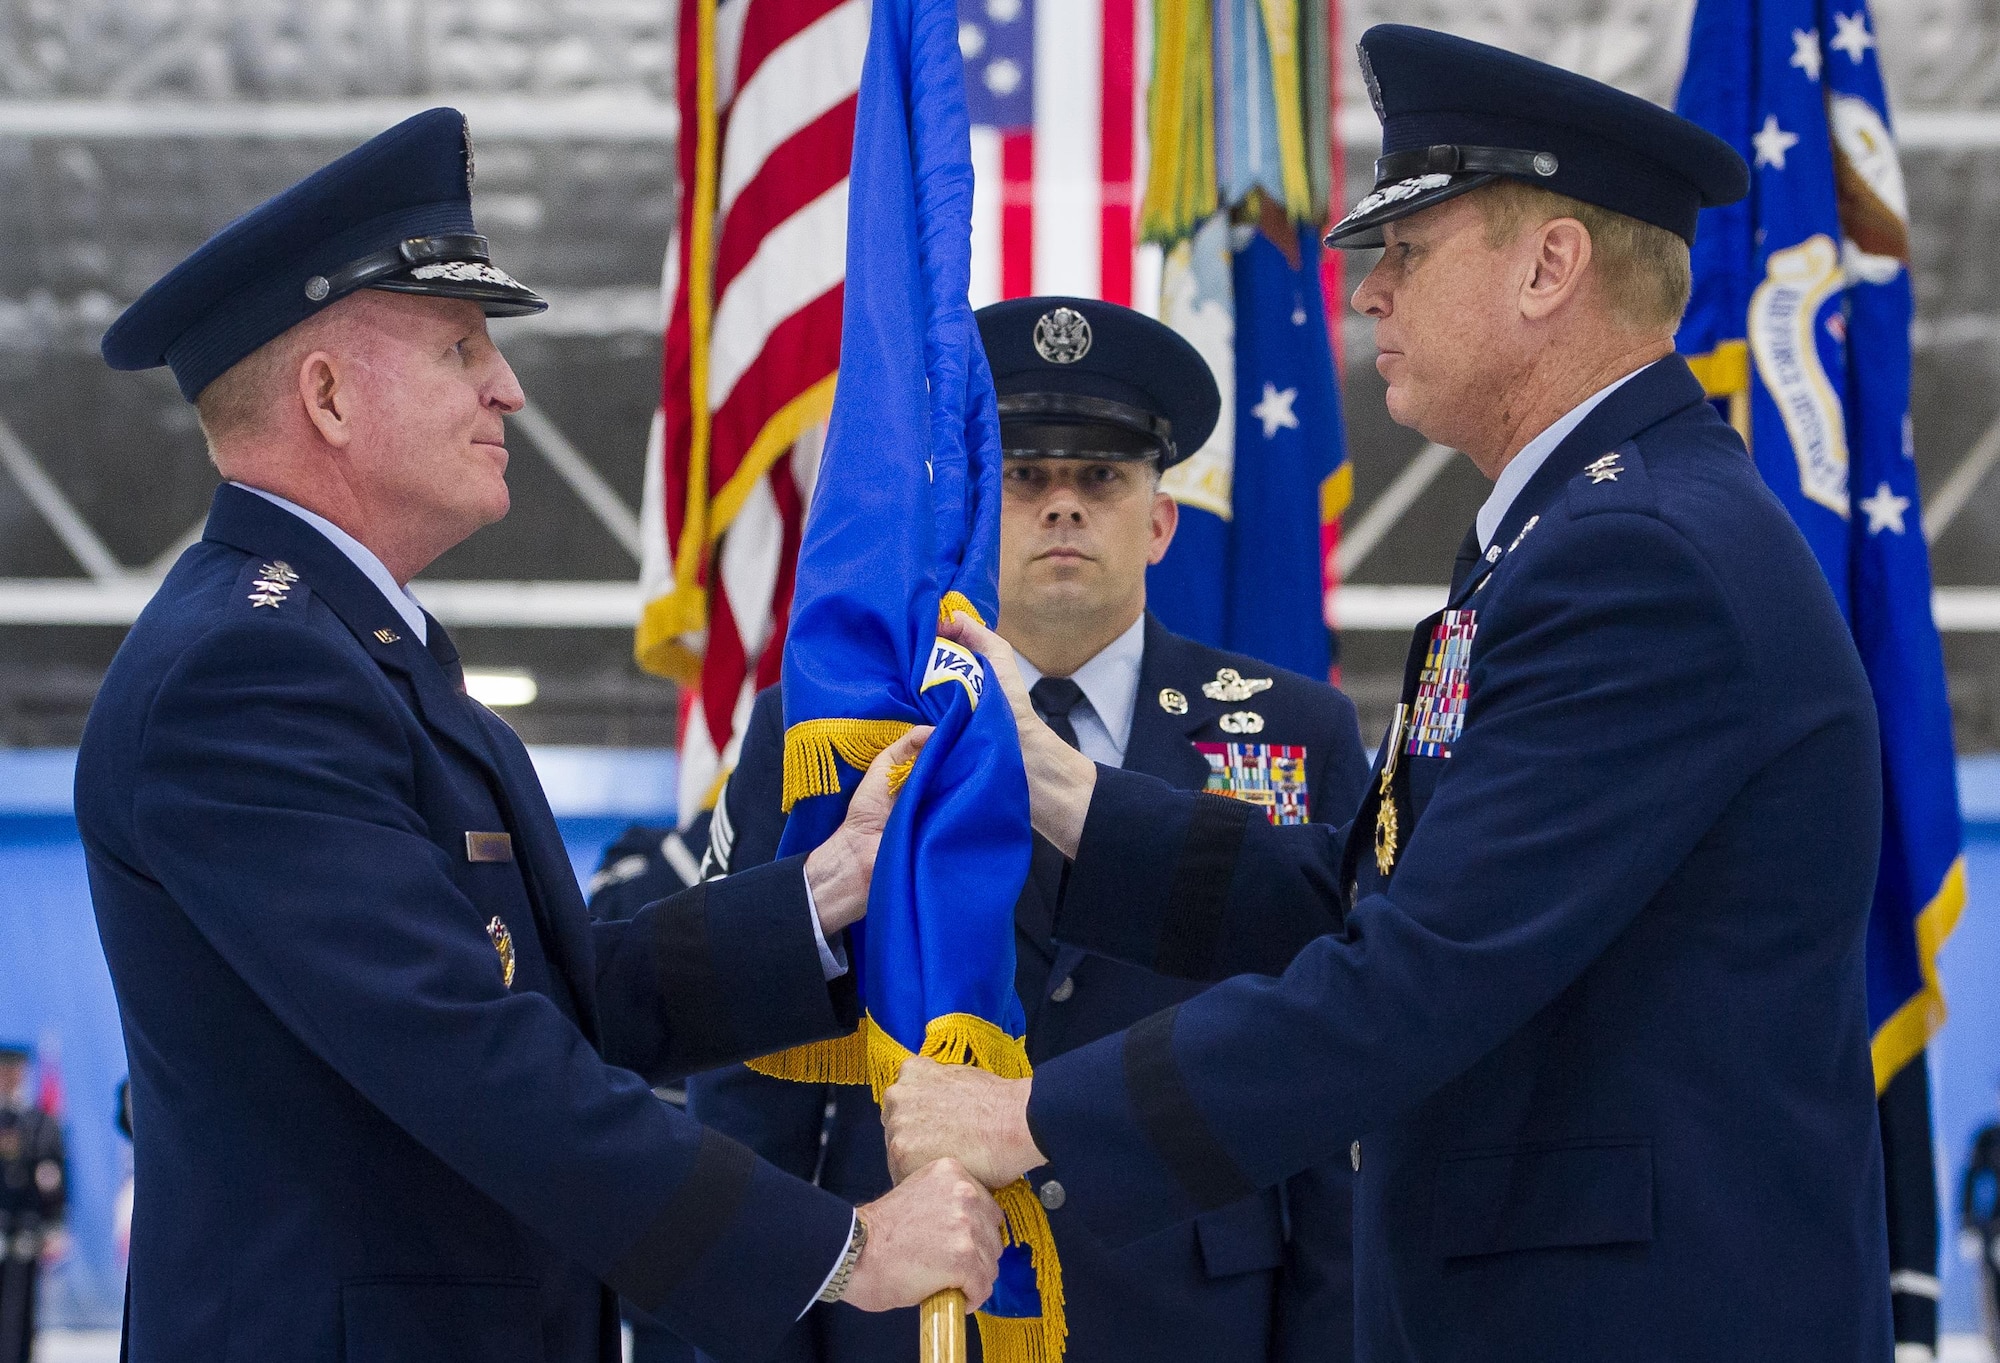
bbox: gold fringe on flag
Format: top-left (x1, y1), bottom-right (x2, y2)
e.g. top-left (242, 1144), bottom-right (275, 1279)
top-left (937, 591), bottom-right (986, 629)
top-left (749, 1014), bottom-right (1067, 1363)
top-left (1872, 855), bottom-right (1968, 1093)
top-left (1685, 340), bottom-right (1752, 446)
top-left (780, 718), bottom-right (916, 811)
top-left (1140, 0), bottom-right (1216, 245)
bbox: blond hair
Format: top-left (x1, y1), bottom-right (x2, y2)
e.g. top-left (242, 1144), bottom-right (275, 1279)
top-left (1475, 179), bottom-right (1691, 333)
top-left (193, 335), bottom-right (301, 455)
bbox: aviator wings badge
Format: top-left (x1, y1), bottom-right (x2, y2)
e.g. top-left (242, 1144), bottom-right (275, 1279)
top-left (1202, 668), bottom-right (1274, 702)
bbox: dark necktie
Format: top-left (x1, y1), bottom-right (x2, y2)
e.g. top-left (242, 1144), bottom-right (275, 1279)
top-left (422, 611), bottom-right (466, 692)
top-left (1448, 523), bottom-right (1484, 596)
top-left (1030, 677), bottom-right (1086, 751)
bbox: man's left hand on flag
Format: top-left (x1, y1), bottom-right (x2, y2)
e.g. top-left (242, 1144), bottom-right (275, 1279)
top-left (803, 724), bottom-right (936, 935)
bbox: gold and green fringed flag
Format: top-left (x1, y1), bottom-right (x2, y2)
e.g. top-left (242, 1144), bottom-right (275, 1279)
top-left (1254, 0), bottom-right (1318, 222)
top-left (1140, 0), bottom-right (1216, 245)
top-left (1299, 0), bottom-right (1333, 224)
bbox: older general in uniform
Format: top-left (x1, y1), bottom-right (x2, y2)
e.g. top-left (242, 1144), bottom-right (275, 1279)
top-left (75, 109), bottom-right (1004, 1363)
top-left (598, 297), bottom-right (1370, 1362)
top-left (884, 26), bottom-right (1894, 1362)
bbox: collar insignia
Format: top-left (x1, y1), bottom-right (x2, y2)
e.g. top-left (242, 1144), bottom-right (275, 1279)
top-left (1584, 452), bottom-right (1624, 484)
top-left (248, 560), bottom-right (299, 608)
top-left (1158, 687), bottom-right (1189, 715)
top-left (373, 627), bottom-right (401, 644)
top-left (1202, 667), bottom-right (1274, 702)
top-left (1507, 515), bottom-right (1541, 553)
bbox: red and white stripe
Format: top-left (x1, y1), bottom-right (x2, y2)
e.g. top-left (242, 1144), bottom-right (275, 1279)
top-left (642, 0), bottom-right (865, 820)
top-left (967, 0), bottom-right (1144, 308)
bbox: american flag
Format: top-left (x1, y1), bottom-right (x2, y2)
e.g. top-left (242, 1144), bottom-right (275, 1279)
top-left (960, 0), bottom-right (1144, 308)
top-left (641, 0), bottom-right (1152, 812)
top-left (637, 0), bottom-right (869, 816)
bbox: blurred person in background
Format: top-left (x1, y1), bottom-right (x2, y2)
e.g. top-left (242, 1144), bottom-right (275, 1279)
top-left (0, 1044), bottom-right (65, 1363)
top-left (1961, 1088), bottom-right (2000, 1352)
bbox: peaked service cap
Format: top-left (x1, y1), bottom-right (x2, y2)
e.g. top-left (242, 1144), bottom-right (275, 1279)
top-left (976, 296), bottom-right (1221, 470)
top-left (101, 107), bottom-right (546, 401)
top-left (1326, 25), bottom-right (1749, 250)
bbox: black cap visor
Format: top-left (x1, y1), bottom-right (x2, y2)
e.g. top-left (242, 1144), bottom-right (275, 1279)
top-left (369, 265), bottom-right (548, 318)
top-left (997, 392), bottom-right (1177, 466)
top-left (313, 233), bottom-right (547, 317)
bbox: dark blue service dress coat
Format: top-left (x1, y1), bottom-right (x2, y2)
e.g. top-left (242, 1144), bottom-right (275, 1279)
top-left (661, 616), bottom-right (1369, 1363)
top-left (1022, 357), bottom-right (1894, 1361)
top-left (75, 485), bottom-right (861, 1363)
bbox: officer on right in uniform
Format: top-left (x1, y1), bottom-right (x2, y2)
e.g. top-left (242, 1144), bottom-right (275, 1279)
top-left (886, 24), bottom-right (1896, 1360)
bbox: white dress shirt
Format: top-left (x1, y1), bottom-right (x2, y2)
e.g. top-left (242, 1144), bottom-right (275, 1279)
top-left (1015, 612), bottom-right (1147, 769)
top-left (1474, 368), bottom-right (1644, 551)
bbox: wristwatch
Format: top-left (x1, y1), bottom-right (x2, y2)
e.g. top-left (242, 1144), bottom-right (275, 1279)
top-left (817, 1214), bottom-right (870, 1304)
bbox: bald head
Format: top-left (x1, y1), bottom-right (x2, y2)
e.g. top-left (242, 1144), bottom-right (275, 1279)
top-left (195, 290), bottom-right (527, 582)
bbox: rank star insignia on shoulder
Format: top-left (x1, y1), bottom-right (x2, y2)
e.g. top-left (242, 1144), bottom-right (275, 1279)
top-left (248, 560), bottom-right (300, 608)
top-left (1584, 452), bottom-right (1623, 483)
top-left (1202, 667), bottom-right (1274, 702)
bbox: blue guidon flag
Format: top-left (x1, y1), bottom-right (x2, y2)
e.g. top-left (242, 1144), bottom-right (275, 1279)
top-left (746, 0), bottom-right (1058, 1356)
top-left (1677, 1), bottom-right (1963, 1087)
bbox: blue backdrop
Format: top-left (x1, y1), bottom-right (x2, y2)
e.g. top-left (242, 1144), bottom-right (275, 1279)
top-left (7, 746), bottom-right (2000, 1332)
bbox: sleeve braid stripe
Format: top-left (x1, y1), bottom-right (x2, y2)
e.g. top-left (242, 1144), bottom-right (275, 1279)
top-left (1156, 793), bottom-right (1255, 978)
top-left (1123, 1007), bottom-right (1257, 1211)
top-left (606, 1128), bottom-right (757, 1311)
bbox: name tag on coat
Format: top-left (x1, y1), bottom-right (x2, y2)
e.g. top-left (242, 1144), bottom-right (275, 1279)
top-left (465, 831), bottom-right (514, 863)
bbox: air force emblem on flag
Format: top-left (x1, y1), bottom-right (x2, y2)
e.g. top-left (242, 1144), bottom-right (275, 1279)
top-left (919, 637), bottom-right (984, 707)
top-left (1406, 609), bottom-right (1476, 758)
top-left (1197, 742), bottom-right (1309, 825)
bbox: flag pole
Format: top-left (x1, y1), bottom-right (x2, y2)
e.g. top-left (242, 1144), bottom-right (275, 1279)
top-left (919, 1289), bottom-right (966, 1362)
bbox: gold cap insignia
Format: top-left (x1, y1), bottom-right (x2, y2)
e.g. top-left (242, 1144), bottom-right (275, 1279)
top-left (486, 917), bottom-right (516, 989)
top-left (1218, 710), bottom-right (1265, 735)
top-left (1158, 687), bottom-right (1189, 715)
top-left (1202, 668), bottom-right (1273, 703)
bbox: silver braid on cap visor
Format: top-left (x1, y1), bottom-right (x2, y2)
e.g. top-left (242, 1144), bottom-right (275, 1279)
top-left (304, 233), bottom-right (499, 302)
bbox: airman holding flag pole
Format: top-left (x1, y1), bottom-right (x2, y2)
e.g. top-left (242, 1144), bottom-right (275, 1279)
top-left (885, 24), bottom-right (1899, 1361)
